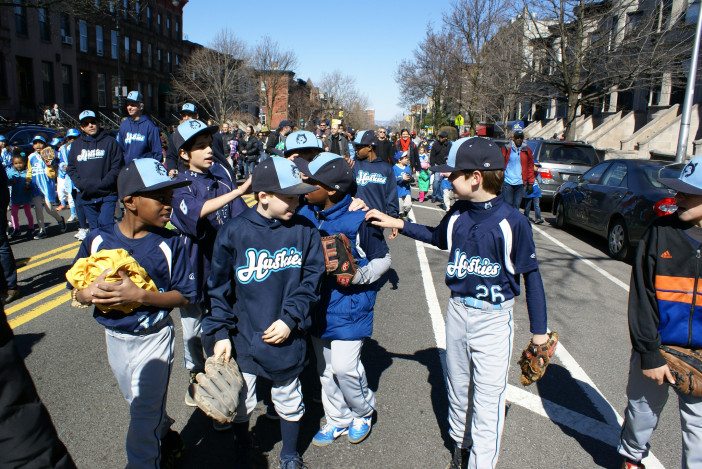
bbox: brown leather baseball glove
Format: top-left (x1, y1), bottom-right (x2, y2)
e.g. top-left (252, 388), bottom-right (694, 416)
top-left (320, 233), bottom-right (357, 287)
top-left (659, 345), bottom-right (702, 397)
top-left (518, 331), bottom-right (559, 385)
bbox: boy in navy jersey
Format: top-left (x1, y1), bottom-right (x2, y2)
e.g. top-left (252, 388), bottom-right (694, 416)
top-left (618, 156), bottom-right (702, 469)
top-left (204, 157), bottom-right (324, 469)
top-left (352, 130), bottom-right (398, 218)
top-left (169, 119), bottom-right (250, 410)
top-left (367, 137), bottom-right (550, 469)
top-left (69, 159), bottom-right (196, 468)
top-left (297, 153), bottom-right (391, 446)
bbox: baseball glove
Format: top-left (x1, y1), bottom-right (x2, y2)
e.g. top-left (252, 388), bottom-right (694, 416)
top-left (192, 357), bottom-right (244, 424)
top-left (40, 147), bottom-right (57, 179)
top-left (518, 331), bottom-right (559, 385)
top-left (659, 345), bottom-right (702, 397)
top-left (321, 233), bottom-right (357, 287)
top-left (65, 248), bottom-right (158, 314)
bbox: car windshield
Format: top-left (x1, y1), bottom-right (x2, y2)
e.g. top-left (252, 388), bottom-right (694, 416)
top-left (643, 164), bottom-right (684, 188)
top-left (540, 143), bottom-right (598, 166)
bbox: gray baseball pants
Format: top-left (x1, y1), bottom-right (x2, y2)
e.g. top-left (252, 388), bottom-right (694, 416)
top-left (618, 350), bottom-right (702, 468)
top-left (312, 336), bottom-right (376, 427)
top-left (446, 296), bottom-right (515, 469)
top-left (179, 302), bottom-right (205, 372)
top-left (234, 372), bottom-right (305, 423)
top-left (105, 318), bottom-right (174, 469)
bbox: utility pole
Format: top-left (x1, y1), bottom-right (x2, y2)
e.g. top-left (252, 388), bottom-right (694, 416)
top-left (676, 0), bottom-right (702, 163)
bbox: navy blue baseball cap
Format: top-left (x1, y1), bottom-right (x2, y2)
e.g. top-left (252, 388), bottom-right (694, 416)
top-left (172, 119), bottom-right (218, 152)
top-left (118, 159), bottom-right (191, 199)
top-left (79, 110), bottom-right (96, 122)
top-left (431, 137), bottom-right (504, 173)
top-left (305, 152), bottom-right (355, 193)
top-left (252, 156), bottom-right (317, 195)
top-left (126, 90), bottom-right (143, 103)
top-left (353, 130), bottom-right (377, 147)
top-left (284, 130), bottom-right (322, 156)
top-left (278, 119), bottom-right (294, 129)
top-left (659, 156), bottom-right (702, 196)
top-left (180, 103), bottom-right (197, 114)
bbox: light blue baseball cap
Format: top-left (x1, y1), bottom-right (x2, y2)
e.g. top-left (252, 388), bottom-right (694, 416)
top-left (180, 103), bottom-right (197, 114)
top-left (66, 128), bottom-right (80, 138)
top-left (31, 135), bottom-right (47, 144)
top-left (173, 119), bottom-right (218, 152)
top-left (117, 158), bottom-right (191, 199)
top-left (659, 156), bottom-right (702, 196)
top-left (49, 137), bottom-right (63, 147)
top-left (0, 135), bottom-right (6, 142)
top-left (284, 130), bottom-right (322, 156)
top-left (79, 110), bottom-right (96, 122)
top-left (251, 156), bottom-right (318, 195)
top-left (126, 90), bottom-right (143, 103)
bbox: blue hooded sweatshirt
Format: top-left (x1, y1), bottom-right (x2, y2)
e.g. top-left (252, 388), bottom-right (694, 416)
top-left (67, 129), bottom-right (123, 200)
top-left (353, 157), bottom-right (399, 217)
top-left (204, 207), bottom-right (325, 381)
top-left (117, 114), bottom-right (162, 165)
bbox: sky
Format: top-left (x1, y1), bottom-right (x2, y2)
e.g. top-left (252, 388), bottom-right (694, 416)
top-left (182, 0), bottom-right (451, 122)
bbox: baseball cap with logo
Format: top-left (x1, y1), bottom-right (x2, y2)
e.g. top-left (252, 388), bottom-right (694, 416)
top-left (513, 123), bottom-right (524, 137)
top-left (0, 135), bottom-right (6, 143)
top-left (305, 152), bottom-right (355, 193)
top-left (430, 137), bottom-right (505, 173)
top-left (180, 103), bottom-right (197, 114)
top-left (172, 119), bottom-right (218, 152)
top-left (284, 130), bottom-right (322, 156)
top-left (126, 91), bottom-right (143, 103)
top-left (66, 128), bottom-right (80, 138)
top-left (353, 130), bottom-right (377, 147)
top-left (659, 156), bottom-right (702, 196)
top-left (79, 110), bottom-right (96, 122)
top-left (31, 135), bottom-right (47, 144)
top-left (252, 156), bottom-right (318, 195)
top-left (118, 159), bottom-right (191, 199)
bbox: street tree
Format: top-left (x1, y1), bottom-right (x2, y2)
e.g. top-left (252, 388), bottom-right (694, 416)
top-left (251, 36), bottom-right (298, 128)
top-left (316, 71), bottom-right (372, 130)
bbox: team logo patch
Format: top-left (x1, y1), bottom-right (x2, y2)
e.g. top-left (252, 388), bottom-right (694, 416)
top-left (154, 160), bottom-right (167, 176)
top-left (291, 165), bottom-right (301, 181)
top-left (446, 249), bottom-right (501, 279)
top-left (236, 247), bottom-right (303, 283)
top-left (179, 199), bottom-right (188, 215)
top-left (356, 170), bottom-right (387, 186)
top-left (684, 161), bottom-right (697, 178)
top-left (189, 120), bottom-right (204, 130)
top-left (296, 134), bottom-right (307, 144)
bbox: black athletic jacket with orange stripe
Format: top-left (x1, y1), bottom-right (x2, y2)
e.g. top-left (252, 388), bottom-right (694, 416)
top-left (629, 215), bottom-right (702, 370)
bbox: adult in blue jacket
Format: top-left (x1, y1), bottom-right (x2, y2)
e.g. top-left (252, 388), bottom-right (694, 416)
top-left (117, 91), bottom-right (162, 165)
top-left (67, 110), bottom-right (123, 229)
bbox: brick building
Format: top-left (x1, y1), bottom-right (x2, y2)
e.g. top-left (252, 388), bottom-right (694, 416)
top-left (259, 70), bottom-right (320, 130)
top-left (0, 0), bottom-right (194, 124)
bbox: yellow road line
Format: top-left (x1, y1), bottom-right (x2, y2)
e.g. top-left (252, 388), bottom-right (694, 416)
top-left (8, 292), bottom-right (71, 329)
top-left (16, 241), bottom-right (80, 266)
top-left (4, 283), bottom-right (67, 316)
top-left (17, 248), bottom-right (78, 273)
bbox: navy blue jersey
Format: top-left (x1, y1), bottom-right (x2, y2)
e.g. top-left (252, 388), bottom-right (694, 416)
top-left (353, 158), bottom-right (399, 217)
top-left (71, 224), bottom-right (197, 333)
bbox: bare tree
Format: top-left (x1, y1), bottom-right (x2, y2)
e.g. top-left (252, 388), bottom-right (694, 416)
top-left (251, 36), bottom-right (298, 127)
top-left (316, 71), bottom-right (371, 129)
top-left (171, 29), bottom-right (255, 125)
top-left (522, 0), bottom-right (693, 139)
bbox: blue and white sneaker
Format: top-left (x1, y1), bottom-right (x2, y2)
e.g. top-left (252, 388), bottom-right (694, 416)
top-left (312, 423), bottom-right (348, 447)
top-left (348, 415), bottom-right (372, 444)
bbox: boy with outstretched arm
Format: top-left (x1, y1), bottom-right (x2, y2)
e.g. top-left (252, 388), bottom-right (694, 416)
top-left (203, 157), bottom-right (324, 469)
top-left (68, 159), bottom-right (196, 468)
top-left (618, 156), bottom-right (702, 469)
top-left (366, 137), bottom-right (550, 469)
top-left (297, 153), bottom-right (391, 447)
top-left (169, 119), bottom-right (250, 412)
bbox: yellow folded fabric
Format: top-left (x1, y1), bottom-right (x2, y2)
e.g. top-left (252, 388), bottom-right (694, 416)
top-left (65, 248), bottom-right (158, 314)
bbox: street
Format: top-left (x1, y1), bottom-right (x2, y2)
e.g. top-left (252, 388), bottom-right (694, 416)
top-left (8, 198), bottom-right (683, 469)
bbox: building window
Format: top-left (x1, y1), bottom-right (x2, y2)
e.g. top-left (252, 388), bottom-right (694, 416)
top-left (175, 20), bottom-right (179, 37)
top-left (14, 0), bottom-right (27, 36)
top-left (146, 6), bottom-right (152, 28)
top-left (136, 40), bottom-right (141, 64)
top-left (167, 51), bottom-right (171, 72)
top-left (96, 25), bottom-right (103, 56)
top-left (122, 0), bottom-right (128, 17)
top-left (97, 73), bottom-right (106, 107)
top-left (60, 13), bottom-right (71, 42)
top-left (175, 54), bottom-right (180, 66)
top-left (124, 36), bottom-right (129, 63)
top-left (135, 0), bottom-right (140, 18)
top-left (166, 14), bottom-right (171, 32)
top-left (79, 20), bottom-right (88, 52)
top-left (62, 64), bottom-right (73, 105)
top-left (157, 13), bottom-right (161, 34)
top-left (111, 30), bottom-right (117, 59)
top-left (38, 8), bottom-right (50, 42)
top-left (147, 43), bottom-right (152, 67)
top-left (42, 61), bottom-right (55, 104)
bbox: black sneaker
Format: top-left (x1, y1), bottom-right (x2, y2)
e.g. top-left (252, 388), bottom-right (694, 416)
top-left (447, 444), bottom-right (468, 469)
top-left (160, 430), bottom-right (184, 469)
top-left (279, 455), bottom-right (307, 469)
top-left (6, 227), bottom-right (15, 238)
top-left (33, 229), bottom-right (47, 240)
top-left (59, 217), bottom-right (67, 233)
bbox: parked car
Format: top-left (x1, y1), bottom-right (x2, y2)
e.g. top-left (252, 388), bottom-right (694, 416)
top-left (1, 125), bottom-right (59, 156)
top-left (552, 159), bottom-right (682, 260)
top-left (525, 139), bottom-right (600, 204)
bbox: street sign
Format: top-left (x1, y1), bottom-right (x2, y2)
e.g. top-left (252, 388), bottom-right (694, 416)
top-left (454, 114), bottom-right (464, 127)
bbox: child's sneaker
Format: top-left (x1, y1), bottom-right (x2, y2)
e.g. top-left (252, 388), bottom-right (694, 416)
top-left (535, 218), bottom-right (544, 225)
top-left (279, 455), bottom-right (307, 469)
top-left (74, 228), bottom-right (88, 240)
top-left (348, 415), bottom-right (372, 444)
top-left (312, 423), bottom-right (348, 447)
top-left (59, 216), bottom-right (67, 233)
top-left (33, 229), bottom-right (47, 239)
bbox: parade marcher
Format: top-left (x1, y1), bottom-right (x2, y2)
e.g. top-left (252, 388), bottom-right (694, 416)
top-left (266, 119), bottom-right (294, 157)
top-left (117, 91), bottom-right (163, 165)
top-left (374, 127), bottom-right (394, 165)
top-left (165, 103), bottom-right (198, 177)
top-left (0, 135), bottom-right (11, 170)
top-left (366, 137), bottom-right (550, 469)
top-left (323, 124), bottom-right (350, 159)
top-left (0, 162), bottom-right (18, 303)
top-left (352, 130), bottom-right (399, 219)
top-left (284, 130), bottom-right (323, 167)
top-left (618, 156), bottom-right (702, 469)
top-left (395, 128), bottom-right (420, 172)
top-left (67, 110), bottom-right (123, 230)
top-left (500, 124), bottom-right (535, 209)
top-left (429, 131), bottom-right (451, 203)
top-left (7, 154), bottom-right (34, 240)
top-left (418, 142), bottom-right (431, 202)
top-left (27, 136), bottom-right (65, 239)
top-left (242, 125), bottom-right (263, 178)
top-left (394, 151), bottom-right (415, 222)
top-left (56, 128), bottom-right (80, 223)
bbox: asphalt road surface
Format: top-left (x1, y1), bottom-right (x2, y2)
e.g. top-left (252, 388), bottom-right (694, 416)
top-left (7, 198), bottom-right (684, 469)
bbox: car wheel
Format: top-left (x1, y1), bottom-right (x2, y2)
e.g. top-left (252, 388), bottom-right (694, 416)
top-left (555, 202), bottom-right (567, 228)
top-left (607, 218), bottom-right (629, 260)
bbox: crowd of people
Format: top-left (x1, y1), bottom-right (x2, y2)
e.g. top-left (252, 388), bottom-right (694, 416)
top-left (1, 91), bottom-right (699, 469)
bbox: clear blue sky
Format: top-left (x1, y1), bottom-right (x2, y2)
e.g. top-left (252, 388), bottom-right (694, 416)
top-left (182, 0), bottom-right (450, 121)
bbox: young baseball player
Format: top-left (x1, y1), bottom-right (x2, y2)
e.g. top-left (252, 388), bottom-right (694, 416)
top-left (284, 130), bottom-right (323, 165)
top-left (618, 156), bottom-right (702, 469)
top-left (0, 135), bottom-right (11, 170)
top-left (366, 137), bottom-right (550, 469)
top-left (297, 152), bottom-right (391, 446)
top-left (203, 157), bottom-right (324, 469)
top-left (394, 151), bottom-right (415, 222)
top-left (68, 159), bottom-right (195, 468)
top-left (27, 136), bottom-right (65, 239)
top-left (169, 119), bottom-right (249, 409)
top-left (352, 130), bottom-right (399, 218)
top-left (117, 91), bottom-right (163, 164)
top-left (56, 129), bottom-right (80, 223)
top-left (6, 154), bottom-right (34, 237)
